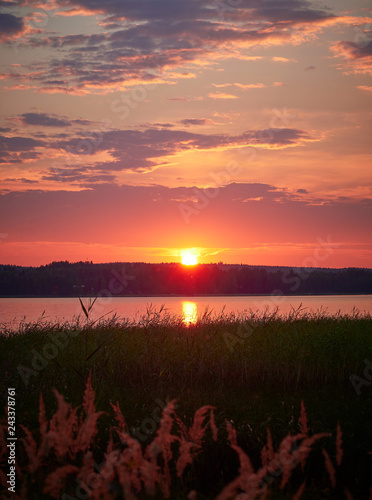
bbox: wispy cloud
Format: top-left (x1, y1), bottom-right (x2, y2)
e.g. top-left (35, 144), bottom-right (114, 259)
top-left (272, 57), bottom-right (297, 63)
top-left (357, 85), bottom-right (372, 92)
top-left (234, 83), bottom-right (267, 89)
top-left (179, 118), bottom-right (214, 127)
top-left (208, 92), bottom-right (238, 99)
top-left (15, 112), bottom-right (94, 127)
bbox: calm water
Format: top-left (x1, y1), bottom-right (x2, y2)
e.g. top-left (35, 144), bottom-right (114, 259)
top-left (0, 295), bottom-right (371, 328)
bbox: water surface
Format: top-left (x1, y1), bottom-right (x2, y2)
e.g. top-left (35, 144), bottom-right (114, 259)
top-left (1, 295), bottom-right (371, 328)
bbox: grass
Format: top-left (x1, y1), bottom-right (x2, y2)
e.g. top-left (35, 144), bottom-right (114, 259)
top-left (0, 306), bottom-right (371, 498)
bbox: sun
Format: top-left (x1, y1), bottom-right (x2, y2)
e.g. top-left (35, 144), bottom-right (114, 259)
top-left (181, 253), bottom-right (198, 266)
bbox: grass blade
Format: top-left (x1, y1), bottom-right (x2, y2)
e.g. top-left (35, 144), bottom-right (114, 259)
top-left (78, 297), bottom-right (89, 319)
top-left (86, 341), bottom-right (106, 362)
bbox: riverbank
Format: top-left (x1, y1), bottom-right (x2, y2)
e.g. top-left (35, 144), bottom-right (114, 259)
top-left (2, 292), bottom-right (372, 298)
top-left (1, 311), bottom-right (371, 498)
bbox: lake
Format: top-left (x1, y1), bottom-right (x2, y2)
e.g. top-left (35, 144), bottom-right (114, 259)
top-left (0, 295), bottom-right (371, 328)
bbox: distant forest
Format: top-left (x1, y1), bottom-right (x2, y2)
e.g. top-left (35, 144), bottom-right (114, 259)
top-left (0, 261), bottom-right (372, 297)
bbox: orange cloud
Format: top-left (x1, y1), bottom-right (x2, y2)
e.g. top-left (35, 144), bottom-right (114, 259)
top-left (357, 85), bottom-right (372, 92)
top-left (272, 57), bottom-right (297, 63)
top-left (234, 83), bottom-right (267, 89)
top-left (55, 7), bottom-right (104, 17)
top-left (331, 40), bottom-right (372, 75)
top-left (208, 92), bottom-right (238, 99)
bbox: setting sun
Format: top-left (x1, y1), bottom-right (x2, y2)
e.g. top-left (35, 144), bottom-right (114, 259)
top-left (181, 253), bottom-right (198, 266)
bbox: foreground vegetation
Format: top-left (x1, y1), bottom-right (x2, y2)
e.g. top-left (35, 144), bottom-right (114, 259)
top-left (0, 307), bottom-right (371, 498)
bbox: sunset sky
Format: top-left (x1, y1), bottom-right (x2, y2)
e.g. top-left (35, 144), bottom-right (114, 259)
top-left (0, 0), bottom-right (371, 267)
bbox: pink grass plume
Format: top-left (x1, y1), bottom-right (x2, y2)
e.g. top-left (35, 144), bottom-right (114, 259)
top-left (299, 401), bottom-right (308, 435)
top-left (293, 480), bottom-right (306, 500)
top-left (43, 465), bottom-right (79, 499)
top-left (322, 448), bottom-right (336, 488)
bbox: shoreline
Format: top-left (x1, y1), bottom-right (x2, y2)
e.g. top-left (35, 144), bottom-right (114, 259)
top-left (1, 292), bottom-right (372, 299)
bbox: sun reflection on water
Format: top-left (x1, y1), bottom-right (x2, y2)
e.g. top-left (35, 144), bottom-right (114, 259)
top-left (182, 301), bottom-right (198, 326)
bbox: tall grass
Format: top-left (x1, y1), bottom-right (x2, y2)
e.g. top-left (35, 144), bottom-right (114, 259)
top-left (0, 308), bottom-right (371, 498)
top-left (0, 375), bottom-right (362, 499)
top-left (1, 307), bottom-right (370, 394)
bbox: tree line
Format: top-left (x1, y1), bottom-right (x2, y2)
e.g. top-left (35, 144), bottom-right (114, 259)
top-left (0, 261), bottom-right (371, 297)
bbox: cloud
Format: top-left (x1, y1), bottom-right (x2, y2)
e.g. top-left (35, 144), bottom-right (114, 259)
top-left (179, 118), bottom-right (213, 127)
top-left (272, 57), bottom-right (297, 63)
top-left (19, 112), bottom-right (71, 127)
top-left (331, 40), bottom-right (372, 75)
top-left (0, 134), bottom-right (42, 164)
top-left (5, 177), bottom-right (38, 184)
top-left (167, 97), bottom-right (189, 102)
top-left (234, 83), bottom-right (266, 89)
top-left (17, 112), bottom-right (95, 127)
top-left (304, 65), bottom-right (316, 71)
top-left (213, 83), bottom-right (232, 88)
top-left (213, 83), bottom-right (267, 90)
top-left (0, 116), bottom-right (319, 175)
top-left (357, 85), bottom-right (372, 92)
top-left (4, 0), bottom-right (363, 94)
top-left (52, 0), bottom-right (339, 27)
top-left (208, 92), bottom-right (238, 99)
top-left (48, 126), bottom-right (317, 177)
top-left (41, 166), bottom-right (117, 185)
top-left (0, 13), bottom-right (24, 41)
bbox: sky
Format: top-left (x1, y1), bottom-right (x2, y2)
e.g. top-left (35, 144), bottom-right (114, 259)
top-left (0, 0), bottom-right (371, 267)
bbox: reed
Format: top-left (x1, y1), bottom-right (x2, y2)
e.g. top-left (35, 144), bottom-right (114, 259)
top-left (1, 307), bottom-right (371, 395)
top-left (0, 375), bottom-right (364, 499)
top-left (1, 308), bottom-right (371, 498)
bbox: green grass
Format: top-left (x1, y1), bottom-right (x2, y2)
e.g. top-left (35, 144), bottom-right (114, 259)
top-left (1, 307), bottom-right (372, 498)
